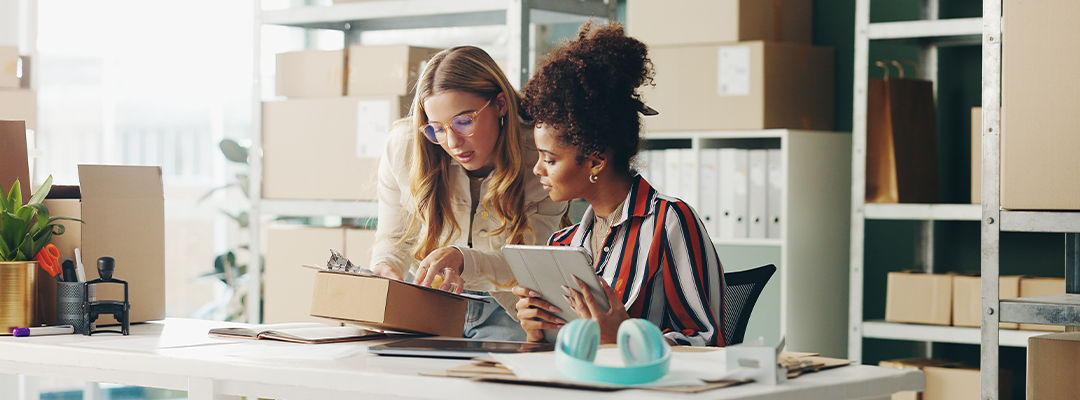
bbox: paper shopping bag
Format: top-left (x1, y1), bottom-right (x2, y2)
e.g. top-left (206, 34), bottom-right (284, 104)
top-left (865, 62), bottom-right (939, 203)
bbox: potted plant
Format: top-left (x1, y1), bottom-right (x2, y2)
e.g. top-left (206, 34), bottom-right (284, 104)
top-left (0, 176), bottom-right (73, 329)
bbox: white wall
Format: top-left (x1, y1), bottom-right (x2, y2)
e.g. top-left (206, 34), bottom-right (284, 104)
top-left (0, 0), bottom-right (21, 47)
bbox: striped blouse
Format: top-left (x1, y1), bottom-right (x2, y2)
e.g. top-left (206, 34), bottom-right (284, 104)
top-left (548, 176), bottom-right (726, 346)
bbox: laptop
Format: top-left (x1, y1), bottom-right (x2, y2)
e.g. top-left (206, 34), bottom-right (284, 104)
top-left (368, 337), bottom-right (554, 359)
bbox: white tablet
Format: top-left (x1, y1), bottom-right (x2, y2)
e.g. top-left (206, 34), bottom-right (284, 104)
top-left (500, 244), bottom-right (610, 343)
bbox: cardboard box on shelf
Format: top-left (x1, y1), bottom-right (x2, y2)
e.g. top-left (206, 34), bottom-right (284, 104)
top-left (346, 45), bottom-right (441, 97)
top-left (264, 226), bottom-right (345, 324)
top-left (1018, 277), bottom-right (1066, 331)
top-left (261, 95), bottom-right (408, 201)
top-left (626, 0), bottom-right (812, 46)
top-left (44, 166), bottom-right (166, 326)
top-left (1028, 332), bottom-right (1080, 399)
top-left (952, 275), bottom-right (1020, 329)
top-left (641, 41), bottom-right (834, 132)
top-left (971, 107), bottom-right (980, 204)
top-left (275, 49), bottom-right (345, 98)
top-left (885, 272), bottom-right (952, 326)
top-left (1, 46), bottom-right (19, 88)
top-left (878, 358), bottom-right (959, 400)
top-left (0, 89), bottom-right (36, 130)
top-left (1002, 0), bottom-right (1080, 210)
top-left (310, 271), bottom-right (469, 336)
top-left (923, 366), bottom-right (1010, 400)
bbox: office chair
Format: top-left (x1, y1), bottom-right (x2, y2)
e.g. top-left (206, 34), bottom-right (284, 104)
top-left (721, 264), bottom-right (776, 346)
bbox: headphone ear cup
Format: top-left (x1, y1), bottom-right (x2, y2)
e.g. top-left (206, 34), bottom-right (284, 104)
top-left (618, 319), bottom-right (668, 366)
top-left (557, 319), bottom-right (600, 362)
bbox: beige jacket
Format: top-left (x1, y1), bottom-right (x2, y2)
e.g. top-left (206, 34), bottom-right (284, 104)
top-left (370, 120), bottom-right (568, 314)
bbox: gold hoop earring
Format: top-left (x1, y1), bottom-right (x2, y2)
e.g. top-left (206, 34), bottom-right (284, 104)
top-left (589, 175), bottom-right (598, 184)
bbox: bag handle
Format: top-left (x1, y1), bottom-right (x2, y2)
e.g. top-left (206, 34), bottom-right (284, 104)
top-left (874, 60), bottom-right (922, 80)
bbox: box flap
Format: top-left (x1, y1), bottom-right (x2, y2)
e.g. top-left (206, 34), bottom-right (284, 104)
top-left (0, 120), bottom-right (30, 197)
top-left (78, 165), bottom-right (163, 199)
top-left (319, 270), bottom-right (482, 301)
top-left (47, 185), bottom-right (81, 199)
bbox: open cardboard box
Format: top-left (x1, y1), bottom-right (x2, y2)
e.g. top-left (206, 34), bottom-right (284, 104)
top-left (1, 119), bottom-right (165, 326)
top-left (310, 270), bottom-right (475, 337)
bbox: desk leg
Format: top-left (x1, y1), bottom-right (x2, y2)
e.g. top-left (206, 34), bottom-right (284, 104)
top-left (188, 377), bottom-right (241, 400)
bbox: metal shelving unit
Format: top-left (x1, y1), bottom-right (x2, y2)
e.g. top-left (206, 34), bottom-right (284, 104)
top-left (849, 0), bottom-right (988, 362)
top-left (862, 320), bottom-right (1043, 348)
top-left (979, 0), bottom-right (1080, 397)
top-left (248, 0), bottom-right (617, 323)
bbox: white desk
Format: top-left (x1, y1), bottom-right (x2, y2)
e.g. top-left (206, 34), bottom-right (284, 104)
top-left (0, 319), bottom-right (922, 400)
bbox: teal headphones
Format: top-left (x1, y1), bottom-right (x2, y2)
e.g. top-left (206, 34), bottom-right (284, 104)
top-left (555, 318), bottom-right (671, 385)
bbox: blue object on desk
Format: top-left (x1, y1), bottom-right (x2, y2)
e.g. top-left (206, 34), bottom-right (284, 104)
top-left (554, 318), bottom-right (670, 385)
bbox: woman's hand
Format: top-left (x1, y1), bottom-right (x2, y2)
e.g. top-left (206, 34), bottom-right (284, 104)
top-left (371, 262), bottom-right (403, 281)
top-left (563, 277), bottom-right (630, 344)
top-left (413, 247), bottom-right (465, 294)
top-left (512, 286), bottom-right (567, 342)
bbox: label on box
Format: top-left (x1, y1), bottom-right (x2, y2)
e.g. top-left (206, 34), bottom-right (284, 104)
top-left (356, 100), bottom-right (391, 158)
top-left (717, 46), bottom-right (751, 96)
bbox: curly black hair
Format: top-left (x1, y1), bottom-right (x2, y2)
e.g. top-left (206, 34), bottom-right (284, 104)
top-left (522, 21), bottom-right (654, 174)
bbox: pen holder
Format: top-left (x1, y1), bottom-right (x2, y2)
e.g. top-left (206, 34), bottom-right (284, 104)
top-left (57, 281), bottom-right (95, 334)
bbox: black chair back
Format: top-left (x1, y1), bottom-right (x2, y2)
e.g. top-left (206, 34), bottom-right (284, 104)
top-left (721, 264), bottom-right (776, 346)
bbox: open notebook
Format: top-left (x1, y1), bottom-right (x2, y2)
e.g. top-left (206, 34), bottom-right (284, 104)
top-left (208, 322), bottom-right (385, 344)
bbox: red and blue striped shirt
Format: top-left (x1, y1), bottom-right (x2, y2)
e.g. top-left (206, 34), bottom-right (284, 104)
top-left (548, 176), bottom-right (726, 346)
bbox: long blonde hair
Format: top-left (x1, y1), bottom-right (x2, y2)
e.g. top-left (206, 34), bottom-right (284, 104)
top-left (406, 46), bottom-right (532, 261)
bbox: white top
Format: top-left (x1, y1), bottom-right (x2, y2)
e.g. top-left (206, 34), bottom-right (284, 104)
top-left (0, 319), bottom-right (924, 400)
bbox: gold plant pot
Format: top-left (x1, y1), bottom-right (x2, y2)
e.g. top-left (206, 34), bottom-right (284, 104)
top-left (0, 261), bottom-right (37, 332)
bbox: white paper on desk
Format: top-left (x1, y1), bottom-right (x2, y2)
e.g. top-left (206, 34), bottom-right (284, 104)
top-left (69, 336), bottom-right (234, 352)
top-left (492, 348), bottom-right (733, 388)
top-left (223, 342), bottom-right (363, 361)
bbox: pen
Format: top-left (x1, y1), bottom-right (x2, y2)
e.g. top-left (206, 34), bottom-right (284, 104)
top-left (12, 325), bottom-right (75, 337)
top-left (74, 248), bottom-right (86, 282)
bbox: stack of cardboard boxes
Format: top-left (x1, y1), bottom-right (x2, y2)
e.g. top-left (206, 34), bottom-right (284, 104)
top-left (0, 46), bottom-right (34, 131)
top-left (878, 358), bottom-right (1012, 400)
top-left (885, 271), bottom-right (1066, 332)
top-left (628, 0), bottom-right (834, 132)
top-left (261, 44), bottom-right (443, 324)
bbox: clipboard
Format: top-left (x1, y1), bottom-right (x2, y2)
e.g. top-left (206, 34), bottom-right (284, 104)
top-left (500, 245), bottom-right (610, 343)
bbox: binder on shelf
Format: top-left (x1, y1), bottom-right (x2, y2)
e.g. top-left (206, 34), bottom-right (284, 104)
top-left (647, 150), bottom-right (665, 193)
top-left (717, 148), bottom-right (733, 239)
top-left (635, 151), bottom-right (651, 182)
top-left (664, 148), bottom-right (682, 200)
top-left (699, 149), bottom-right (720, 235)
top-left (679, 148), bottom-right (698, 205)
top-left (719, 148), bottom-right (749, 239)
top-left (748, 150), bottom-right (768, 238)
top-left (766, 149), bottom-right (783, 239)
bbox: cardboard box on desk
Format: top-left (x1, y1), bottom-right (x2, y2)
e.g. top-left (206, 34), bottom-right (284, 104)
top-left (275, 49), bottom-right (345, 98)
top-left (1018, 277), bottom-right (1066, 331)
top-left (261, 96), bottom-right (408, 201)
top-left (885, 272), bottom-right (952, 326)
top-left (626, 0), bottom-right (812, 46)
top-left (640, 41), bottom-right (834, 132)
top-left (1028, 332), bottom-right (1080, 399)
top-left (346, 45), bottom-right (440, 97)
top-left (310, 271), bottom-right (468, 337)
top-left (952, 275), bottom-right (1020, 329)
top-left (43, 165), bottom-right (165, 325)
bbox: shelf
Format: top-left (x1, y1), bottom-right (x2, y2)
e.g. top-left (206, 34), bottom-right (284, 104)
top-left (861, 320), bottom-right (1043, 347)
top-left (713, 238), bottom-right (783, 247)
top-left (863, 203), bottom-right (981, 221)
top-left (261, 0), bottom-right (608, 31)
top-left (259, 199), bottom-right (378, 218)
top-left (1000, 294), bottom-right (1080, 326)
top-left (867, 18), bottom-right (981, 44)
top-left (999, 210), bottom-right (1080, 233)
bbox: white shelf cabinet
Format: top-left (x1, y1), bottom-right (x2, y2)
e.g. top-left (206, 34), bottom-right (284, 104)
top-left (861, 321), bottom-right (1045, 348)
top-left (645, 129), bottom-right (850, 356)
top-left (848, 1), bottom-right (987, 363)
top-left (248, 0), bottom-right (617, 323)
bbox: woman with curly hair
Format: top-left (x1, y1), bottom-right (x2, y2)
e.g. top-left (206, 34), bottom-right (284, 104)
top-left (370, 46), bottom-right (568, 341)
top-left (512, 22), bottom-right (727, 346)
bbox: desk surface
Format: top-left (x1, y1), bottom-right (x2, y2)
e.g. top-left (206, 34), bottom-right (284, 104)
top-left (0, 319), bottom-right (922, 400)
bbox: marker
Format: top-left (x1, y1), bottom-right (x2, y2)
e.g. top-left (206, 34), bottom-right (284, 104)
top-left (73, 248), bottom-right (87, 282)
top-left (12, 325), bottom-right (75, 337)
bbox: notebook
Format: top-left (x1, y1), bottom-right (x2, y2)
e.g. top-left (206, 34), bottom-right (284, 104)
top-left (208, 322), bottom-right (385, 344)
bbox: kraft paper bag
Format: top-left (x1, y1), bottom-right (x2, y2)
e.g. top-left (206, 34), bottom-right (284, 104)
top-left (866, 61), bottom-right (939, 203)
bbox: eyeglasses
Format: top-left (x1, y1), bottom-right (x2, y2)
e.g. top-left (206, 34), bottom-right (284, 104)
top-left (420, 99), bottom-right (492, 144)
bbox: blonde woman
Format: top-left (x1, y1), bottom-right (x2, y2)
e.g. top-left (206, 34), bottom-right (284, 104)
top-left (370, 46), bottom-right (568, 341)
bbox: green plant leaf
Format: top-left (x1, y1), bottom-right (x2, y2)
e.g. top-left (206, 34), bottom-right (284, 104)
top-left (27, 175), bottom-right (52, 206)
top-left (0, 236), bottom-right (11, 261)
top-left (1, 211), bottom-right (29, 258)
top-left (7, 179), bottom-right (21, 210)
top-left (28, 203), bottom-right (49, 230)
top-left (0, 180), bottom-right (9, 212)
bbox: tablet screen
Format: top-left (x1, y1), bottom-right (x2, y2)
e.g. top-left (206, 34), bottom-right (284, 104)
top-left (369, 338), bottom-right (554, 359)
